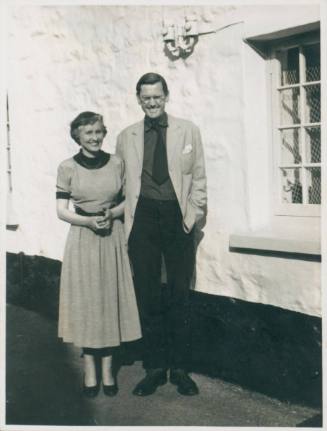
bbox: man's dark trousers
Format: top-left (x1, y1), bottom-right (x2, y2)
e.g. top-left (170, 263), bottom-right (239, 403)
top-left (128, 196), bottom-right (195, 371)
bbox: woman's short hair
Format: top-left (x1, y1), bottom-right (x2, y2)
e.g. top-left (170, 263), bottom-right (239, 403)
top-left (70, 111), bottom-right (107, 144)
top-left (136, 73), bottom-right (169, 96)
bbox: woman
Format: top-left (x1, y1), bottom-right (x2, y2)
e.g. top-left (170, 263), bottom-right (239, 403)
top-left (56, 111), bottom-right (141, 398)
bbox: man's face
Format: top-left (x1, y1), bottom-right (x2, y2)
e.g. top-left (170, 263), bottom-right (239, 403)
top-left (137, 82), bottom-right (169, 119)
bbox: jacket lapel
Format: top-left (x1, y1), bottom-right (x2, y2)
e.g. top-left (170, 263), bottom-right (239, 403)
top-left (131, 120), bottom-right (144, 168)
top-left (167, 115), bottom-right (182, 166)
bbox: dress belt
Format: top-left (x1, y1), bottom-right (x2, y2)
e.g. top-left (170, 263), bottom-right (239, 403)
top-left (75, 207), bottom-right (105, 217)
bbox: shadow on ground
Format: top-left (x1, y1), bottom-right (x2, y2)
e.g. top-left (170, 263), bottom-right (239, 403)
top-left (6, 303), bottom-right (321, 427)
top-left (6, 305), bottom-right (95, 426)
top-left (296, 414), bottom-right (323, 427)
top-left (6, 252), bottom-right (322, 425)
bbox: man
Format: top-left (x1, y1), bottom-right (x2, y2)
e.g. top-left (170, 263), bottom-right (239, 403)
top-left (116, 72), bottom-right (207, 396)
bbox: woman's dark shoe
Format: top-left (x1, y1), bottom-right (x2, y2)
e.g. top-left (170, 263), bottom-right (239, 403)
top-left (103, 382), bottom-right (118, 396)
top-left (170, 369), bottom-right (199, 396)
top-left (132, 369), bottom-right (167, 396)
top-left (82, 382), bottom-right (100, 398)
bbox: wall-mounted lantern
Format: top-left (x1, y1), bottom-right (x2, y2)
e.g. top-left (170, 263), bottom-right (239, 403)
top-left (162, 16), bottom-right (199, 59)
top-left (162, 16), bottom-right (244, 59)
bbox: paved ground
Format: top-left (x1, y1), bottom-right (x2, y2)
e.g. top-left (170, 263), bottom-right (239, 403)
top-left (5, 304), bottom-right (322, 427)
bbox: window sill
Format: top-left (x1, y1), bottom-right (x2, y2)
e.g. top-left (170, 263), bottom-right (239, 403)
top-left (229, 229), bottom-right (320, 256)
top-left (274, 203), bottom-right (321, 218)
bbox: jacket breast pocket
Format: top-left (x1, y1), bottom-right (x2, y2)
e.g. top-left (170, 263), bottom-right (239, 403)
top-left (181, 151), bottom-right (194, 174)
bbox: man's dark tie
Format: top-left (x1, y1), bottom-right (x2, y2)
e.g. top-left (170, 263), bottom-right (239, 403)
top-left (150, 119), bottom-right (169, 185)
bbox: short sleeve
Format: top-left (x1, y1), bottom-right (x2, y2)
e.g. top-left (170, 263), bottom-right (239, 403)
top-left (56, 162), bottom-right (72, 199)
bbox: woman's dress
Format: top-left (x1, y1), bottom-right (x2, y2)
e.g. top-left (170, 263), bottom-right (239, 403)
top-left (56, 150), bottom-right (141, 348)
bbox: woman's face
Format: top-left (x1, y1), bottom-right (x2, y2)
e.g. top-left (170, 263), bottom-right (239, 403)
top-left (78, 120), bottom-right (105, 157)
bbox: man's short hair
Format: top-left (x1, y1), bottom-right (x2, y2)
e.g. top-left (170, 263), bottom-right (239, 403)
top-left (136, 73), bottom-right (169, 96)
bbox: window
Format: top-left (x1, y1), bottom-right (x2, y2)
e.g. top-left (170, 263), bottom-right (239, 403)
top-left (271, 32), bottom-right (321, 216)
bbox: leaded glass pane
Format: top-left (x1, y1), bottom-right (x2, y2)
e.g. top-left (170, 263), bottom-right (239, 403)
top-left (304, 84), bottom-right (320, 123)
top-left (304, 43), bottom-right (320, 82)
top-left (280, 129), bottom-right (301, 164)
top-left (306, 167), bottom-right (321, 204)
top-left (280, 88), bottom-right (300, 125)
top-left (305, 127), bottom-right (320, 163)
top-left (279, 47), bottom-right (299, 85)
top-left (281, 168), bottom-right (302, 203)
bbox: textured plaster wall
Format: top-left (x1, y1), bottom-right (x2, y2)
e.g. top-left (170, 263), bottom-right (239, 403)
top-left (6, 4), bottom-right (321, 316)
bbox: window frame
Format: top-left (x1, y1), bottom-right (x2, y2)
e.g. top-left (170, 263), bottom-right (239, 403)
top-left (269, 30), bottom-right (321, 217)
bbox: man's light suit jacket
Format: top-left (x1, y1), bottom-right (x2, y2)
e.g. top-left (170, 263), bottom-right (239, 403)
top-left (116, 114), bottom-right (207, 242)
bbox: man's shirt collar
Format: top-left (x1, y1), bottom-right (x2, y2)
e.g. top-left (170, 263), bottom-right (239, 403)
top-left (144, 112), bottom-right (168, 131)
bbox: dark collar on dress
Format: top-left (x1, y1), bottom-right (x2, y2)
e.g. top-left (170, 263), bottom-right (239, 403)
top-left (73, 150), bottom-right (110, 169)
top-left (144, 112), bottom-right (168, 131)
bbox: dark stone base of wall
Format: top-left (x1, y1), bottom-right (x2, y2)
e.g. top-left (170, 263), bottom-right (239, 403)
top-left (6, 252), bottom-right (322, 408)
top-left (7, 252), bottom-right (61, 320)
top-left (190, 292), bottom-right (322, 408)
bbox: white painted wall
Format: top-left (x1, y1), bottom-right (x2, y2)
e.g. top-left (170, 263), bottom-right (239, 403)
top-left (5, 4), bottom-right (321, 316)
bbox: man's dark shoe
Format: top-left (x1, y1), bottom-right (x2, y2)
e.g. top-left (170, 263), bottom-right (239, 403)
top-left (170, 369), bottom-right (199, 396)
top-left (132, 369), bottom-right (167, 396)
